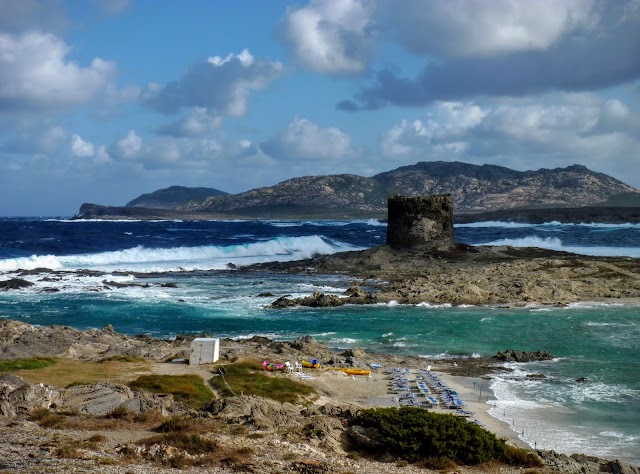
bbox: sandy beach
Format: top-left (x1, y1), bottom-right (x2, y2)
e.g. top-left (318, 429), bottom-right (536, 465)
top-left (284, 361), bottom-right (529, 448)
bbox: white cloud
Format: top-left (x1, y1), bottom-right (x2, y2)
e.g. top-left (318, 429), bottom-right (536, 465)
top-left (261, 118), bottom-right (352, 161)
top-left (156, 108), bottom-right (223, 137)
top-left (70, 134), bottom-right (95, 157)
top-left (111, 130), bottom-right (142, 160)
top-left (0, 31), bottom-right (116, 111)
top-left (281, 0), bottom-right (376, 74)
top-left (107, 130), bottom-right (268, 173)
top-left (383, 0), bottom-right (598, 58)
top-left (379, 96), bottom-right (640, 182)
top-left (381, 102), bottom-right (487, 157)
top-left (141, 49), bottom-right (282, 117)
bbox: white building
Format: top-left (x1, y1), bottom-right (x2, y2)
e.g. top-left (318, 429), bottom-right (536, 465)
top-left (189, 338), bottom-right (220, 365)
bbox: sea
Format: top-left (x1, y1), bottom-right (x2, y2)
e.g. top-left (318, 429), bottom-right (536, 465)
top-left (0, 217), bottom-right (638, 464)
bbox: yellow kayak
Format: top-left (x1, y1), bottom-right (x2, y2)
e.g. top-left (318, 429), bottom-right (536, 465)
top-left (302, 360), bottom-right (321, 369)
top-left (333, 368), bottom-right (371, 376)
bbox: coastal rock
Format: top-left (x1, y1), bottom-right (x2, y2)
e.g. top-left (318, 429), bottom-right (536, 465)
top-left (493, 349), bottom-right (554, 363)
top-left (0, 279), bottom-right (34, 291)
top-left (539, 450), bottom-right (640, 474)
top-left (205, 395), bottom-right (302, 430)
top-left (33, 381), bottom-right (193, 417)
top-left (5, 382), bottom-right (58, 416)
top-left (270, 292), bottom-right (344, 309)
top-left (526, 373), bottom-right (546, 380)
top-left (0, 319), bottom-right (188, 361)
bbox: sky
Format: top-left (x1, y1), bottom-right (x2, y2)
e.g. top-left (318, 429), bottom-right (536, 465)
top-left (0, 0), bottom-right (639, 216)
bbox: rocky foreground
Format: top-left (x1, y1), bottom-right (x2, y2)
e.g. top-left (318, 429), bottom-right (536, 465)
top-left (1, 320), bottom-right (639, 474)
top-left (251, 244), bottom-right (640, 307)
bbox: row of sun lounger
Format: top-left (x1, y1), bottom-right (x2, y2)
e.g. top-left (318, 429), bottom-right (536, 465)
top-left (385, 368), bottom-right (473, 415)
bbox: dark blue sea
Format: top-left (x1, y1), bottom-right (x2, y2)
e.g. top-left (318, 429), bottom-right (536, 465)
top-left (0, 217), bottom-right (639, 463)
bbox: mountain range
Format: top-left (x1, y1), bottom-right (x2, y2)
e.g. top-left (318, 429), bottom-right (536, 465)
top-left (77, 161), bottom-right (639, 220)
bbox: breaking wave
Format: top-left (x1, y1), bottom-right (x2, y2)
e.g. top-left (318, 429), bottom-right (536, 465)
top-left (476, 236), bottom-right (640, 258)
top-left (0, 235), bottom-right (361, 273)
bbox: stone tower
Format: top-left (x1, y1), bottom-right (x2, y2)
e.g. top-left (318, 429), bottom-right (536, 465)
top-left (385, 195), bottom-right (454, 250)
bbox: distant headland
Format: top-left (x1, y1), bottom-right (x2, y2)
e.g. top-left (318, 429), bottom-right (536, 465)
top-left (74, 161), bottom-right (640, 223)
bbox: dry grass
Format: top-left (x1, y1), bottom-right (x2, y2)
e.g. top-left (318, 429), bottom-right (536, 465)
top-left (13, 358), bottom-right (151, 387)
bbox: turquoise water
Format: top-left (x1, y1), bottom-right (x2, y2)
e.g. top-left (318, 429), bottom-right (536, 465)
top-left (1, 271), bottom-right (638, 463)
top-left (0, 218), bottom-right (639, 463)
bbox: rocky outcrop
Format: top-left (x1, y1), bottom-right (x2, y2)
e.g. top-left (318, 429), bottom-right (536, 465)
top-left (0, 376), bottom-right (191, 418)
top-left (270, 288), bottom-right (379, 309)
top-left (0, 319), bottom-right (188, 361)
top-left (539, 450), bottom-right (640, 474)
top-left (205, 395), bottom-right (302, 430)
top-left (0, 279), bottom-right (34, 291)
top-left (493, 349), bottom-right (555, 363)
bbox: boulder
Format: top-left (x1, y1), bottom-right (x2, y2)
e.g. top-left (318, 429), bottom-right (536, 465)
top-left (56, 381), bottom-right (191, 416)
top-left (204, 395), bottom-right (302, 430)
top-left (493, 349), bottom-right (554, 363)
top-left (0, 279), bottom-right (34, 291)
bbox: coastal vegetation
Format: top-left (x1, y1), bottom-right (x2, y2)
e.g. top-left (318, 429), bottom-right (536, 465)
top-left (350, 407), bottom-right (542, 467)
top-left (128, 374), bottom-right (213, 409)
top-left (209, 359), bottom-right (317, 404)
top-left (0, 357), bottom-right (55, 372)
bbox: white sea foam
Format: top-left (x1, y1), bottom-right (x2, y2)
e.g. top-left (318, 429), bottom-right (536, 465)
top-left (456, 221), bottom-right (543, 228)
top-left (0, 235), bottom-right (361, 274)
top-left (416, 302), bottom-right (453, 308)
top-left (457, 220), bottom-right (640, 229)
top-left (475, 235), bottom-right (640, 258)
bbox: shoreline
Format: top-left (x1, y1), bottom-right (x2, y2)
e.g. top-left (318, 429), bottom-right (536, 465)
top-left (437, 373), bottom-right (530, 448)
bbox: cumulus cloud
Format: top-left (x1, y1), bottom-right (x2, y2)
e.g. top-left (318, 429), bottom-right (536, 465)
top-left (383, 0), bottom-right (597, 58)
top-left (155, 108), bottom-right (223, 137)
top-left (107, 129), bottom-right (268, 173)
top-left (70, 134), bottom-right (95, 157)
top-left (110, 130), bottom-right (142, 160)
top-left (340, 0), bottom-right (640, 110)
top-left (281, 0), bottom-right (377, 75)
top-left (379, 96), bottom-right (640, 181)
top-left (261, 118), bottom-right (352, 161)
top-left (141, 49), bottom-right (282, 117)
top-left (0, 31), bottom-right (116, 112)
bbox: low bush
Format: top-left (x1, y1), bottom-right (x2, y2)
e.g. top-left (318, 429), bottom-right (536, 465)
top-left (28, 408), bottom-right (65, 428)
top-left (350, 407), bottom-right (541, 467)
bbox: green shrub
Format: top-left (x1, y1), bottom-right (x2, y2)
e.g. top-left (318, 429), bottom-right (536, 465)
top-left (128, 374), bottom-right (213, 409)
top-left (351, 407), bottom-right (511, 465)
top-left (0, 357), bottom-right (55, 372)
